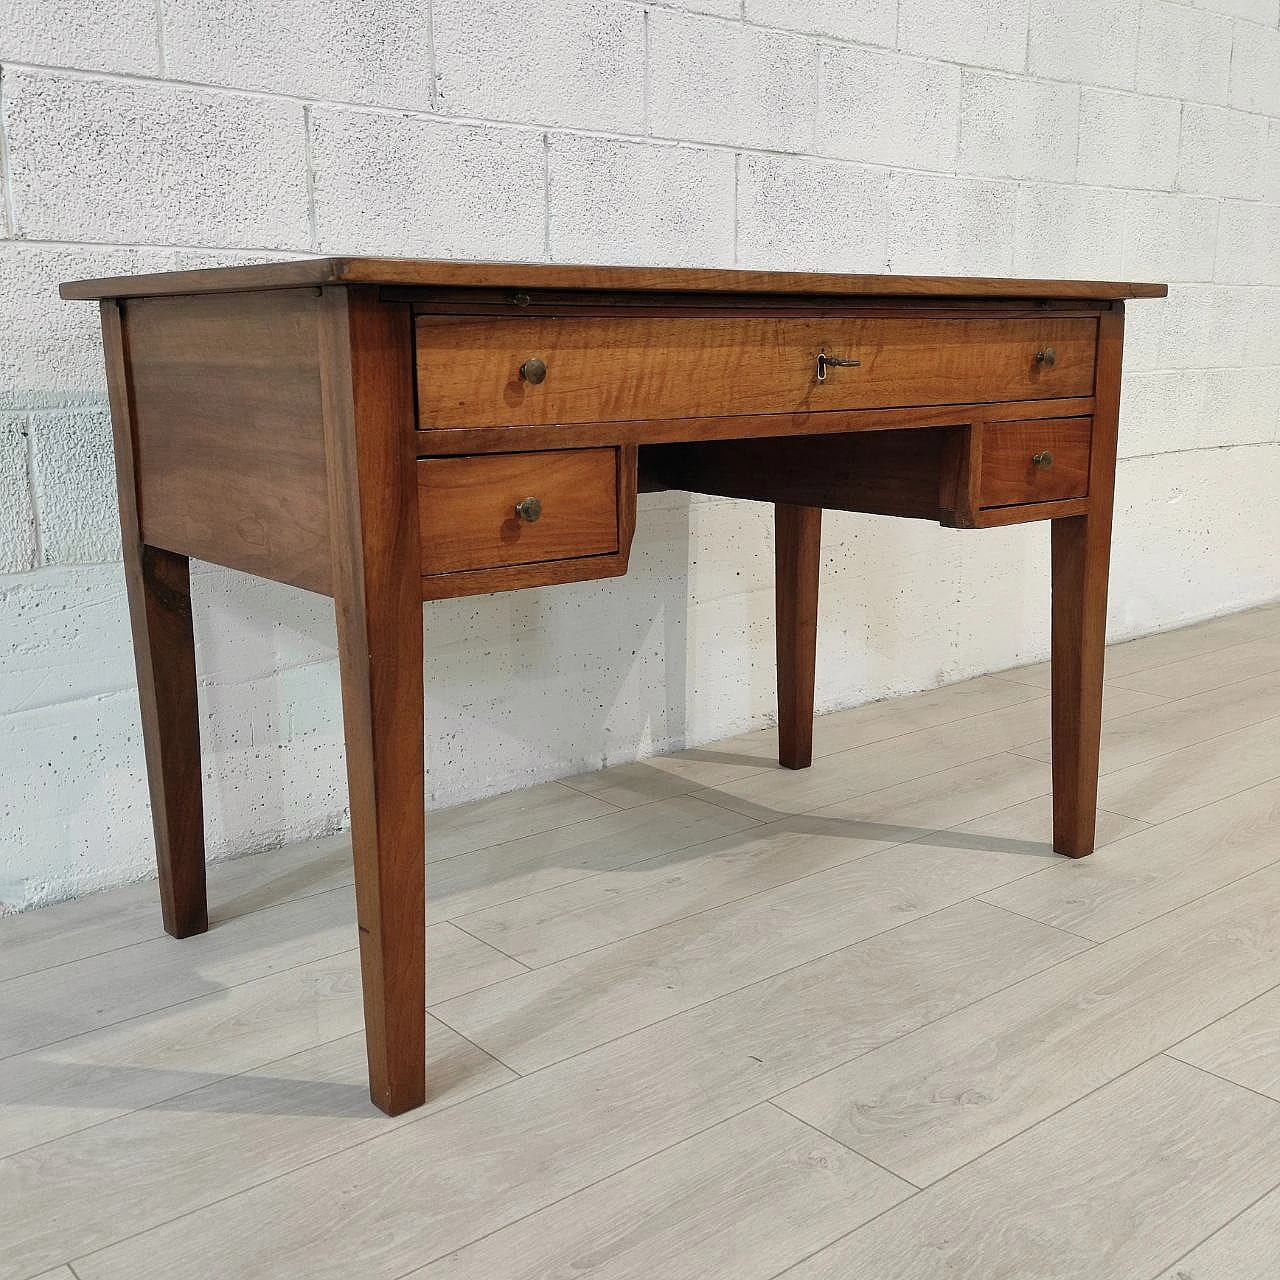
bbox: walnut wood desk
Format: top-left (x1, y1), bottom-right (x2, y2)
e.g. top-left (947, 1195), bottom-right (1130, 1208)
top-left (62, 259), bottom-right (1166, 1115)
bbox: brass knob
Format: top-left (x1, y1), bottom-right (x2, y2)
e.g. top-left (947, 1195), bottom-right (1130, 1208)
top-left (1032, 451), bottom-right (1054, 470)
top-left (519, 357), bottom-right (547, 385)
top-left (514, 496), bottom-right (542, 523)
top-left (1035, 347), bottom-right (1057, 367)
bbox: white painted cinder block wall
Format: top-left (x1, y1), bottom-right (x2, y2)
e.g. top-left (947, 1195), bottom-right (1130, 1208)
top-left (1, 0), bottom-right (1278, 910)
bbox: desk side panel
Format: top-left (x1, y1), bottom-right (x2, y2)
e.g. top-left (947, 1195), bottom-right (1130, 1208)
top-left (124, 290), bottom-right (332, 594)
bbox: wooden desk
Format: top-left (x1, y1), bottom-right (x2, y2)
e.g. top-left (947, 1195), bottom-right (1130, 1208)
top-left (62, 259), bottom-right (1166, 1115)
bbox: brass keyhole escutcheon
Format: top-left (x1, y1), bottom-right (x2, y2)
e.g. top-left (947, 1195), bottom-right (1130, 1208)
top-left (1035, 347), bottom-right (1057, 368)
top-left (515, 496), bottom-right (542, 523)
top-left (519, 357), bottom-right (547, 385)
top-left (816, 351), bottom-right (861, 383)
top-left (1032, 451), bottom-right (1054, 470)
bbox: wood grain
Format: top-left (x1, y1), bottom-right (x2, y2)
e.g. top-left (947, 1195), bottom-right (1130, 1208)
top-left (125, 291), bottom-right (332, 594)
top-left (776, 504), bottom-right (821, 769)
top-left (67, 900), bottom-right (1084, 1280)
top-left (416, 314), bottom-right (1098, 428)
top-left (1151, 1185), bottom-right (1280, 1280)
top-left (1050, 305), bottom-right (1123, 856)
top-left (418, 449), bottom-right (618, 575)
top-left (982, 775), bottom-right (1280, 942)
top-left (0, 1014), bottom-right (514, 1280)
top-left (416, 395), bottom-right (1100, 455)
top-left (404, 1104), bottom-right (910, 1280)
top-left (431, 836), bottom-right (1076, 1074)
top-left (776, 857), bottom-right (1280, 1187)
top-left (779, 1057), bottom-right (1280, 1280)
top-left (60, 256), bottom-right (1169, 300)
top-left (979, 416), bottom-right (1092, 508)
top-left (320, 286), bottom-right (426, 1116)
top-left (100, 300), bottom-right (207, 939)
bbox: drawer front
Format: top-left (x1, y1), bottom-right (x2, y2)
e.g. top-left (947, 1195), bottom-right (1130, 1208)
top-left (979, 418), bottom-right (1092, 509)
top-left (416, 314), bottom-right (1097, 429)
top-left (418, 449), bottom-right (619, 576)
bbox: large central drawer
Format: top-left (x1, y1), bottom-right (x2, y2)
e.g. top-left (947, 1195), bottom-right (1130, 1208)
top-left (416, 314), bottom-right (1098, 429)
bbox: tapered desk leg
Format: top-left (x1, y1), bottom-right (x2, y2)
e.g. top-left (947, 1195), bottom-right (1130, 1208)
top-left (1050, 513), bottom-right (1112, 858)
top-left (1051, 303), bottom-right (1124, 859)
top-left (100, 301), bottom-right (207, 937)
top-left (323, 287), bottom-right (426, 1115)
top-left (776, 504), bottom-right (821, 770)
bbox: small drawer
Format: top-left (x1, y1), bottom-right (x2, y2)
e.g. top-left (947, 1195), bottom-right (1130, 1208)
top-left (418, 448), bottom-right (619, 576)
top-left (416, 314), bottom-right (1098, 430)
top-left (979, 418), bottom-right (1092, 509)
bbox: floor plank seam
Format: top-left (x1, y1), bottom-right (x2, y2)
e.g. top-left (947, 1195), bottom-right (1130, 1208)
top-left (1104, 651), bottom-right (1280, 700)
top-left (1158, 1052), bottom-right (1280, 1114)
top-left (422, 785), bottom-right (774, 887)
top-left (60, 1066), bottom-right (525, 1276)
top-left (379, 1099), bottom-right (775, 1280)
top-left (428, 888), bottom-right (1077, 1078)
top-left (1161, 979), bottom-right (1280, 1058)
top-left (2, 1013), bottom-right (522, 1163)
top-left (972, 895), bottom-right (1101, 944)
top-left (443, 921), bottom-right (529, 970)
top-left (1039, 831), bottom-right (1280, 952)
top-left (444, 816), bottom-right (988, 971)
top-left (1142, 1171), bottom-right (1280, 1280)
top-left (0, 939), bottom-right (364, 1067)
top-left (765, 1099), bottom-right (922, 1190)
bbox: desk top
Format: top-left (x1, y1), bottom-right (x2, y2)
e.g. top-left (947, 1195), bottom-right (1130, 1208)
top-left (60, 256), bottom-right (1169, 302)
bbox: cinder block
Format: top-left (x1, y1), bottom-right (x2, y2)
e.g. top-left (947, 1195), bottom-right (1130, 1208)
top-left (746, 0), bottom-right (897, 46)
top-left (649, 11), bottom-right (815, 152)
top-left (433, 0), bottom-right (645, 132)
top-left (1230, 23), bottom-right (1280, 117)
top-left (4, 72), bottom-right (309, 248)
top-left (0, 245), bottom-right (174, 411)
top-left (1111, 446), bottom-right (1280, 639)
top-left (1128, 284), bottom-right (1264, 372)
top-left (1028, 0), bottom-right (1141, 89)
top-left (736, 155), bottom-right (889, 272)
top-left (0, 416), bottom-right (36, 574)
top-left (0, 564), bottom-right (136, 716)
top-left (656, 0), bottom-right (738, 14)
top-left (1120, 366), bottom-right (1277, 457)
top-left (898, 0), bottom-right (1030, 72)
top-left (548, 136), bottom-right (733, 267)
top-left (161, 0), bottom-right (434, 109)
top-left (818, 45), bottom-right (960, 171)
top-left (958, 71), bottom-right (1078, 181)
top-left (1013, 184), bottom-right (1126, 279)
top-left (1216, 202), bottom-right (1280, 286)
top-left (1118, 369), bottom-right (1208, 458)
top-left (884, 172), bottom-right (1017, 276)
top-left (1180, 103), bottom-right (1268, 200)
top-left (1135, 2), bottom-right (1232, 105)
top-left (1267, 122), bottom-right (1280, 205)
top-left (29, 408), bottom-right (121, 565)
top-left (309, 107), bottom-right (545, 258)
top-left (0, 0), bottom-right (158, 74)
top-left (1121, 192), bottom-right (1218, 283)
top-left (1077, 88), bottom-right (1181, 189)
top-left (1193, 0), bottom-right (1279, 25)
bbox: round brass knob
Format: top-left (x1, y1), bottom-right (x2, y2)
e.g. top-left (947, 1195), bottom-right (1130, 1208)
top-left (1035, 347), bottom-right (1057, 367)
top-left (514, 496), bottom-right (542, 523)
top-left (1032, 451), bottom-right (1054, 470)
top-left (519, 357), bottom-right (547, 385)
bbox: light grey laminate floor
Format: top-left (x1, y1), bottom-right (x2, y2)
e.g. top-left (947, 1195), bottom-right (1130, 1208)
top-left (5, 603), bottom-right (1280, 1279)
